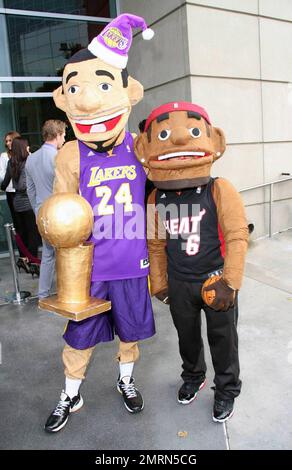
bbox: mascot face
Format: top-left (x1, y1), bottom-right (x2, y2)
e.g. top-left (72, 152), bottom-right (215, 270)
top-left (53, 55), bottom-right (143, 144)
top-left (135, 102), bottom-right (226, 190)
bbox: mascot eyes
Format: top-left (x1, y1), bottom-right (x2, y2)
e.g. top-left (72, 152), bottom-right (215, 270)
top-left (158, 129), bottom-right (171, 141)
top-left (99, 83), bottom-right (112, 92)
top-left (68, 85), bottom-right (80, 94)
top-left (189, 128), bottom-right (201, 138)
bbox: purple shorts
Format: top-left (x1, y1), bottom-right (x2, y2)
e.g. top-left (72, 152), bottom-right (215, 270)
top-left (63, 276), bottom-right (155, 350)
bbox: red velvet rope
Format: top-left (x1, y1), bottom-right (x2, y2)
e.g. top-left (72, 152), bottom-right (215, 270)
top-left (14, 232), bottom-right (41, 264)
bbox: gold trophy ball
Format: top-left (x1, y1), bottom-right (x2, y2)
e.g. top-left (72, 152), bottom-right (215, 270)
top-left (37, 193), bottom-right (93, 248)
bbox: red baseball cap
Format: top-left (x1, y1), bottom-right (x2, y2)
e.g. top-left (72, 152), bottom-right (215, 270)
top-left (144, 101), bottom-right (211, 131)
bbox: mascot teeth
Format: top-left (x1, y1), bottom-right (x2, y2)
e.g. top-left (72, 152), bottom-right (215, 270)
top-left (75, 108), bottom-right (128, 125)
top-left (158, 151), bottom-right (206, 161)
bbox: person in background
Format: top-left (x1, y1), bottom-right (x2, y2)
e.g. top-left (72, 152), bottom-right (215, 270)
top-left (0, 131), bottom-right (21, 239)
top-left (1, 137), bottom-right (40, 274)
top-left (25, 119), bottom-right (66, 298)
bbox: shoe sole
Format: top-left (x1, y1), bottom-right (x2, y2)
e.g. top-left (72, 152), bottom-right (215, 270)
top-left (117, 385), bottom-right (144, 414)
top-left (44, 396), bottom-right (84, 433)
top-left (212, 408), bottom-right (235, 423)
top-left (71, 395), bottom-right (84, 413)
top-left (177, 379), bottom-right (206, 405)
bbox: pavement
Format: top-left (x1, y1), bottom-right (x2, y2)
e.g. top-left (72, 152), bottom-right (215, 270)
top-left (0, 230), bottom-right (292, 450)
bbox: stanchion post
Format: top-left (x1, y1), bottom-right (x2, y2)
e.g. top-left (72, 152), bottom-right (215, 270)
top-left (4, 223), bottom-right (22, 303)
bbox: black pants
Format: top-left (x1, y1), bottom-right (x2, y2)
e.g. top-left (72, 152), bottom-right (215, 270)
top-left (6, 192), bottom-right (22, 256)
top-left (6, 192), bottom-right (17, 228)
top-left (15, 209), bottom-right (39, 258)
top-left (168, 277), bottom-right (241, 400)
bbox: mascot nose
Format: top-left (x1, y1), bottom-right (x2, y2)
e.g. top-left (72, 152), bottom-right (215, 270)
top-left (170, 127), bottom-right (191, 145)
top-left (75, 87), bottom-right (102, 112)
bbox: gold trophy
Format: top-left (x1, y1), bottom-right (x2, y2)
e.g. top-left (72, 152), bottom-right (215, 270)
top-left (37, 193), bottom-right (111, 321)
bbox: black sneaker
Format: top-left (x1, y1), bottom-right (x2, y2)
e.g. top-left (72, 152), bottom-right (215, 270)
top-left (117, 376), bottom-right (144, 413)
top-left (213, 398), bottom-right (234, 423)
top-left (177, 379), bottom-right (206, 405)
top-left (44, 390), bottom-right (84, 433)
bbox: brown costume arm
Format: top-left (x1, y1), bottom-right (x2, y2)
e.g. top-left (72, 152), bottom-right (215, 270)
top-left (212, 178), bottom-right (249, 290)
top-left (147, 189), bottom-right (168, 296)
top-left (53, 140), bottom-right (79, 194)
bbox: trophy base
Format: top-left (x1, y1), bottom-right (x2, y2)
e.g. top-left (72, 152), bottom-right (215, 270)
top-left (38, 295), bottom-right (111, 321)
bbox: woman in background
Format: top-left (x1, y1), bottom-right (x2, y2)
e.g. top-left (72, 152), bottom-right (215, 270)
top-left (0, 131), bottom-right (21, 231)
top-left (1, 137), bottom-right (40, 275)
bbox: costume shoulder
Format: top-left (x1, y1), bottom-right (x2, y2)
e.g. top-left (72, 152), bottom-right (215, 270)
top-left (55, 140), bottom-right (79, 163)
top-left (212, 177), bottom-right (240, 203)
top-left (54, 140), bottom-right (80, 194)
top-left (212, 176), bottom-right (247, 223)
top-left (212, 176), bottom-right (247, 234)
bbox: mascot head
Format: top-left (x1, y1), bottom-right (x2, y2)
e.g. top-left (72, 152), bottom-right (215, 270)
top-left (135, 101), bottom-right (226, 190)
top-left (53, 13), bottom-right (154, 150)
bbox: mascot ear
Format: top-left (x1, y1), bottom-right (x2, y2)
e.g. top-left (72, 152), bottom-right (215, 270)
top-left (53, 86), bottom-right (67, 112)
top-left (212, 127), bottom-right (226, 160)
top-left (134, 133), bottom-right (149, 166)
top-left (128, 77), bottom-right (144, 106)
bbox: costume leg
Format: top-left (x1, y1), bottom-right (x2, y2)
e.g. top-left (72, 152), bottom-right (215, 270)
top-left (116, 340), bottom-right (144, 413)
top-left (108, 277), bottom-right (155, 414)
top-left (204, 296), bottom-right (241, 400)
top-left (116, 340), bottom-right (139, 363)
top-left (169, 278), bottom-right (206, 385)
top-left (38, 239), bottom-right (55, 298)
top-left (44, 344), bottom-right (93, 433)
top-left (63, 345), bottom-right (93, 412)
top-left (117, 341), bottom-right (139, 381)
top-left (63, 343), bottom-right (95, 380)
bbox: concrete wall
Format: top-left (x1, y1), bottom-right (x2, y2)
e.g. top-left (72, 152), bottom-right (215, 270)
top-left (119, 0), bottom-right (292, 238)
top-left (120, 0), bottom-right (191, 131)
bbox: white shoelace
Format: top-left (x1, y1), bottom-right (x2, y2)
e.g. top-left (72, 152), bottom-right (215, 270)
top-left (53, 398), bottom-right (70, 416)
top-left (120, 382), bottom-right (137, 399)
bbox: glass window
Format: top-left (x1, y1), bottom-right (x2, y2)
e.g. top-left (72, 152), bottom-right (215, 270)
top-left (3, 0), bottom-right (116, 17)
top-left (4, 15), bottom-right (109, 76)
top-left (0, 81), bottom-right (61, 93)
top-left (0, 93), bottom-right (74, 255)
top-left (0, 97), bottom-right (72, 153)
top-left (0, 14), bottom-right (12, 76)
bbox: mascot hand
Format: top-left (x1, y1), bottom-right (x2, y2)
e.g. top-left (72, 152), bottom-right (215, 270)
top-left (155, 289), bottom-right (170, 305)
top-left (203, 278), bottom-right (235, 311)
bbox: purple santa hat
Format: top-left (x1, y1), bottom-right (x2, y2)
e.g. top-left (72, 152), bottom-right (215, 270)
top-left (88, 13), bottom-right (154, 69)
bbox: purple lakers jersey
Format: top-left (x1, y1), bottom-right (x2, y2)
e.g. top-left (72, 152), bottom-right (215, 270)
top-left (78, 132), bottom-right (149, 281)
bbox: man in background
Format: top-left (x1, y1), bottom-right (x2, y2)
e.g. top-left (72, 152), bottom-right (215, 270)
top-left (26, 119), bottom-right (66, 298)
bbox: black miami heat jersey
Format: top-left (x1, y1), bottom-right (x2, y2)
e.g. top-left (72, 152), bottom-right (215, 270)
top-left (155, 178), bottom-right (225, 282)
